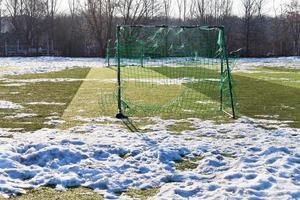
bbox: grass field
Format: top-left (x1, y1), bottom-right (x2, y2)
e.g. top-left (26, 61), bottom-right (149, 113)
top-left (235, 68), bottom-right (300, 128)
top-left (0, 66), bottom-right (299, 131)
top-left (0, 65), bottom-right (299, 199)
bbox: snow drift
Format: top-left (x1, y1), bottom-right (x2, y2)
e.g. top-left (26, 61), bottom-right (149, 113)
top-left (0, 117), bottom-right (299, 199)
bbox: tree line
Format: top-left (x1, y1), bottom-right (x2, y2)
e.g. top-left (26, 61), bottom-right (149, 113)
top-left (0, 0), bottom-right (299, 57)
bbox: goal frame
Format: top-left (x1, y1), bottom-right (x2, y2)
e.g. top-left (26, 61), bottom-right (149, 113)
top-left (113, 25), bottom-right (236, 119)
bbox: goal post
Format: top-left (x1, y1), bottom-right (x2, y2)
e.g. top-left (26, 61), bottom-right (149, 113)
top-left (112, 25), bottom-right (236, 119)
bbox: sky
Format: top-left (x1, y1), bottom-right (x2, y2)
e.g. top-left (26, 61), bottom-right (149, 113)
top-left (58, 0), bottom-right (289, 17)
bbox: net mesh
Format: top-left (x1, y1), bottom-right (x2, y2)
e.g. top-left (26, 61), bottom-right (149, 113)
top-left (107, 25), bottom-right (236, 119)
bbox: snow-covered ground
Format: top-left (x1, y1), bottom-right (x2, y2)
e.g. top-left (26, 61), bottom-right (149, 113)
top-left (237, 56), bottom-right (300, 70)
top-left (0, 117), bottom-right (299, 199)
top-left (0, 56), bottom-right (300, 76)
top-left (0, 57), bottom-right (106, 76)
top-left (0, 56), bottom-right (299, 199)
top-left (0, 101), bottom-right (24, 110)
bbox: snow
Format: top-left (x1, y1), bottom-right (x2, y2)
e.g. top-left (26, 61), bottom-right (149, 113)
top-left (0, 101), bottom-right (23, 110)
top-left (44, 119), bottom-right (65, 126)
top-left (0, 57), bottom-right (106, 76)
top-left (4, 113), bottom-right (37, 119)
top-left (236, 56), bottom-right (300, 71)
top-left (27, 102), bottom-right (66, 106)
top-left (0, 117), bottom-right (299, 199)
top-left (2, 78), bottom-right (93, 83)
top-left (126, 78), bottom-right (219, 85)
top-left (0, 56), bottom-right (300, 77)
top-left (0, 56), bottom-right (299, 199)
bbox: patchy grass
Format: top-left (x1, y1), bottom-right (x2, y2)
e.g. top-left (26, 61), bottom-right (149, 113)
top-left (131, 66), bottom-right (229, 120)
top-left (221, 152), bottom-right (237, 158)
top-left (1, 187), bottom-right (103, 200)
top-left (239, 67), bottom-right (300, 89)
top-left (0, 134), bottom-right (13, 138)
top-left (234, 68), bottom-right (300, 128)
top-left (60, 68), bottom-right (117, 129)
top-left (0, 68), bottom-right (90, 131)
top-left (166, 121), bottom-right (197, 134)
top-left (0, 66), bottom-right (299, 131)
top-left (7, 68), bottom-right (90, 80)
top-left (175, 156), bottom-right (204, 171)
top-left (124, 188), bottom-right (160, 200)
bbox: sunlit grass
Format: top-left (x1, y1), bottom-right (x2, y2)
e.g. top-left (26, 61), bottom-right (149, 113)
top-left (60, 68), bottom-right (117, 129)
top-left (0, 65), bottom-right (299, 131)
top-left (234, 69), bottom-right (300, 128)
top-left (166, 121), bottom-right (197, 134)
top-left (175, 155), bottom-right (204, 171)
top-left (0, 68), bottom-right (90, 131)
top-left (123, 187), bottom-right (160, 200)
top-left (1, 187), bottom-right (103, 200)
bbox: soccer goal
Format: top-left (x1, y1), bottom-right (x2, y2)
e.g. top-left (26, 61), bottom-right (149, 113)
top-left (109, 25), bottom-right (236, 119)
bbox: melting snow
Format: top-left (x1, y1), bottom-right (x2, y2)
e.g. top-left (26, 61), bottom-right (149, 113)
top-left (4, 113), bottom-right (37, 119)
top-left (236, 56), bottom-right (300, 71)
top-left (0, 101), bottom-right (23, 110)
top-left (0, 57), bottom-right (106, 76)
top-left (0, 117), bottom-right (299, 199)
top-left (0, 57), bottom-right (299, 199)
top-left (0, 56), bottom-right (300, 77)
top-left (44, 119), bottom-right (65, 126)
top-left (27, 102), bottom-right (66, 106)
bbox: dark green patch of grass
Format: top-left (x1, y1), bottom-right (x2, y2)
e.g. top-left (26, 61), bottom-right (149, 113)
top-left (233, 74), bottom-right (300, 128)
top-left (197, 134), bottom-right (213, 138)
top-left (2, 187), bottom-right (103, 200)
top-left (239, 67), bottom-right (300, 89)
top-left (0, 134), bottom-right (13, 138)
top-left (175, 156), bottom-right (204, 171)
top-left (150, 66), bottom-right (300, 128)
top-left (124, 188), bottom-right (160, 200)
top-left (119, 66), bottom-right (232, 120)
top-left (7, 68), bottom-right (89, 80)
top-left (233, 135), bottom-right (246, 139)
top-left (0, 68), bottom-right (90, 131)
top-left (167, 121), bottom-right (196, 134)
top-left (119, 153), bottom-right (132, 159)
top-left (260, 67), bottom-right (300, 73)
top-left (221, 152), bottom-right (237, 158)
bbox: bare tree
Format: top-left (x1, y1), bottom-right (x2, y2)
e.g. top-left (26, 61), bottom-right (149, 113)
top-left (44, 0), bottom-right (59, 52)
top-left (67, 0), bottom-right (79, 55)
top-left (5, 0), bottom-right (24, 39)
top-left (0, 0), bottom-right (2, 32)
top-left (84, 0), bottom-right (118, 56)
top-left (6, 0), bottom-right (46, 50)
top-left (162, 0), bottom-right (171, 24)
top-left (286, 0), bottom-right (300, 55)
top-left (241, 0), bottom-right (257, 55)
top-left (252, 0), bottom-right (266, 56)
top-left (176, 0), bottom-right (187, 22)
top-left (117, 0), bottom-right (156, 25)
top-left (271, 0), bottom-right (284, 55)
top-left (190, 0), bottom-right (206, 23)
top-left (190, 0), bottom-right (232, 24)
top-left (220, 0), bottom-right (233, 18)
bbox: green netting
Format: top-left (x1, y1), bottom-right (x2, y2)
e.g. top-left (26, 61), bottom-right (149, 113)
top-left (107, 25), bottom-right (236, 119)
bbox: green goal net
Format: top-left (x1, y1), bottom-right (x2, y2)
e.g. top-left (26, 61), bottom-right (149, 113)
top-left (107, 25), bottom-right (236, 119)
